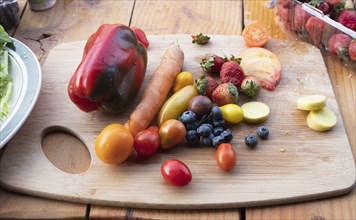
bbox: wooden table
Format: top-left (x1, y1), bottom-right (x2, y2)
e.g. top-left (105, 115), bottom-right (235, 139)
top-left (1, 0), bottom-right (355, 219)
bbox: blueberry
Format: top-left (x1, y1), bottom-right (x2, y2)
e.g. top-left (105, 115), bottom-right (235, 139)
top-left (211, 106), bottom-right (223, 120)
top-left (208, 114), bottom-right (214, 124)
top-left (257, 126), bottom-right (269, 139)
top-left (200, 114), bottom-right (213, 125)
top-left (221, 129), bottom-right (233, 143)
top-left (180, 111), bottom-right (196, 124)
top-left (245, 134), bottom-right (258, 148)
top-left (199, 114), bottom-right (209, 124)
top-left (186, 130), bottom-right (200, 145)
top-left (213, 119), bottom-right (225, 128)
top-left (213, 127), bottom-right (224, 136)
top-left (185, 122), bottom-right (198, 131)
top-left (205, 123), bottom-right (214, 130)
top-left (202, 134), bottom-right (214, 146)
top-left (178, 115), bottom-right (183, 122)
top-left (197, 123), bottom-right (213, 137)
top-left (212, 135), bottom-right (225, 148)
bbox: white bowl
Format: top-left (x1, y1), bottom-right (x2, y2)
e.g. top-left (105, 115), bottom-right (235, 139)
top-left (0, 38), bottom-right (42, 148)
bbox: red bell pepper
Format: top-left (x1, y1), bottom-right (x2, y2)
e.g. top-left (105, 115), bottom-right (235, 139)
top-left (131, 27), bottom-right (149, 48)
top-left (68, 24), bottom-right (148, 113)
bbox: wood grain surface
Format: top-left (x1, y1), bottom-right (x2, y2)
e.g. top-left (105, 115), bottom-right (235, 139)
top-left (0, 188), bottom-right (87, 220)
top-left (1, 0), bottom-right (355, 219)
top-left (1, 1), bottom-right (134, 219)
top-left (131, 0), bottom-right (243, 35)
top-left (92, 0), bottom-right (244, 217)
top-left (90, 207), bottom-right (242, 220)
top-left (243, 1), bottom-right (356, 219)
top-left (1, 35), bottom-right (354, 209)
top-left (12, 0), bottom-right (134, 65)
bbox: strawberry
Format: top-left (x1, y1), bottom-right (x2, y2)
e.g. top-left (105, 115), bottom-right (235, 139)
top-left (305, 16), bottom-right (326, 45)
top-left (326, 0), bottom-right (342, 7)
top-left (328, 1), bottom-right (345, 20)
top-left (200, 54), bottom-right (226, 75)
top-left (349, 39), bottom-right (356, 61)
top-left (292, 4), bottom-right (312, 33)
top-left (277, 4), bottom-right (293, 30)
top-left (337, 10), bottom-right (356, 31)
top-left (211, 83), bottom-right (239, 106)
top-left (191, 33), bottom-right (210, 45)
top-left (194, 75), bottom-right (219, 98)
top-left (277, 4), bottom-right (292, 22)
top-left (219, 60), bottom-right (245, 88)
top-left (309, 0), bottom-right (331, 14)
top-left (278, 0), bottom-right (290, 7)
top-left (240, 76), bottom-right (261, 98)
top-left (327, 33), bottom-right (352, 61)
top-left (318, 2), bottom-right (331, 14)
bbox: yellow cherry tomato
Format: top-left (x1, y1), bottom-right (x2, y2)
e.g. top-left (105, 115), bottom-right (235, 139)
top-left (219, 104), bottom-right (244, 124)
top-left (95, 124), bottom-right (134, 164)
top-left (173, 71), bottom-right (195, 93)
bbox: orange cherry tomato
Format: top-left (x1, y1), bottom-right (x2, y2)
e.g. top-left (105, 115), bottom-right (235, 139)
top-left (216, 143), bottom-right (236, 171)
top-left (242, 23), bottom-right (270, 47)
top-left (159, 119), bottom-right (186, 149)
top-left (95, 124), bottom-right (134, 164)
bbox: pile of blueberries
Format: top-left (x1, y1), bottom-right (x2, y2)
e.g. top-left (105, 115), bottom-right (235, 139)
top-left (178, 106), bottom-right (233, 147)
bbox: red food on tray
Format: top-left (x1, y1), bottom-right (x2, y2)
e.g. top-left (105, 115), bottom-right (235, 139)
top-left (276, 0), bottom-right (356, 66)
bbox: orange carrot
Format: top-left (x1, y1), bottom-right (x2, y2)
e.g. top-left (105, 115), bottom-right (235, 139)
top-left (125, 43), bottom-right (184, 136)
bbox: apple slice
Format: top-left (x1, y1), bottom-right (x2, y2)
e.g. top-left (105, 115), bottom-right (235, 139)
top-left (239, 47), bottom-right (281, 70)
top-left (242, 59), bottom-right (280, 90)
top-left (238, 47), bottom-right (282, 91)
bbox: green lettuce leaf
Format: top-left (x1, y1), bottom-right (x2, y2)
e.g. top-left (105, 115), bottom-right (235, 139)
top-left (0, 25), bottom-right (12, 123)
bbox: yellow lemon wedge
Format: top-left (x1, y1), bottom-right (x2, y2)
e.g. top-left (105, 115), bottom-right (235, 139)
top-left (297, 95), bottom-right (327, 111)
top-left (307, 107), bottom-right (337, 132)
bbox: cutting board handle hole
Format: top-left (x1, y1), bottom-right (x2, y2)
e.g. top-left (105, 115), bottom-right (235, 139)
top-left (41, 126), bottom-right (91, 174)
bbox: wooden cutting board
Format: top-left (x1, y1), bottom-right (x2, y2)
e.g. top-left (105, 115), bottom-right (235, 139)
top-left (0, 35), bottom-right (355, 209)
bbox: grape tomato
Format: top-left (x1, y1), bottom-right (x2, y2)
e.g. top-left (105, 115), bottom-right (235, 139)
top-left (161, 159), bottom-right (192, 187)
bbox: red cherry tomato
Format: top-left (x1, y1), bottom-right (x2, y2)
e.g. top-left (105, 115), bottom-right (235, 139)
top-left (161, 159), bottom-right (192, 187)
top-left (216, 143), bottom-right (236, 171)
top-left (134, 126), bottom-right (160, 157)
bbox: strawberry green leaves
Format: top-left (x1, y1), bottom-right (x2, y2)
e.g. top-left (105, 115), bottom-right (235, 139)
top-left (191, 33), bottom-right (210, 45)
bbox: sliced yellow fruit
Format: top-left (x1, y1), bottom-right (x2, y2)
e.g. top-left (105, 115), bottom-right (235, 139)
top-left (307, 107), bottom-right (337, 132)
top-left (241, 101), bottom-right (270, 124)
top-left (297, 95), bottom-right (327, 111)
top-left (219, 104), bottom-right (244, 124)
